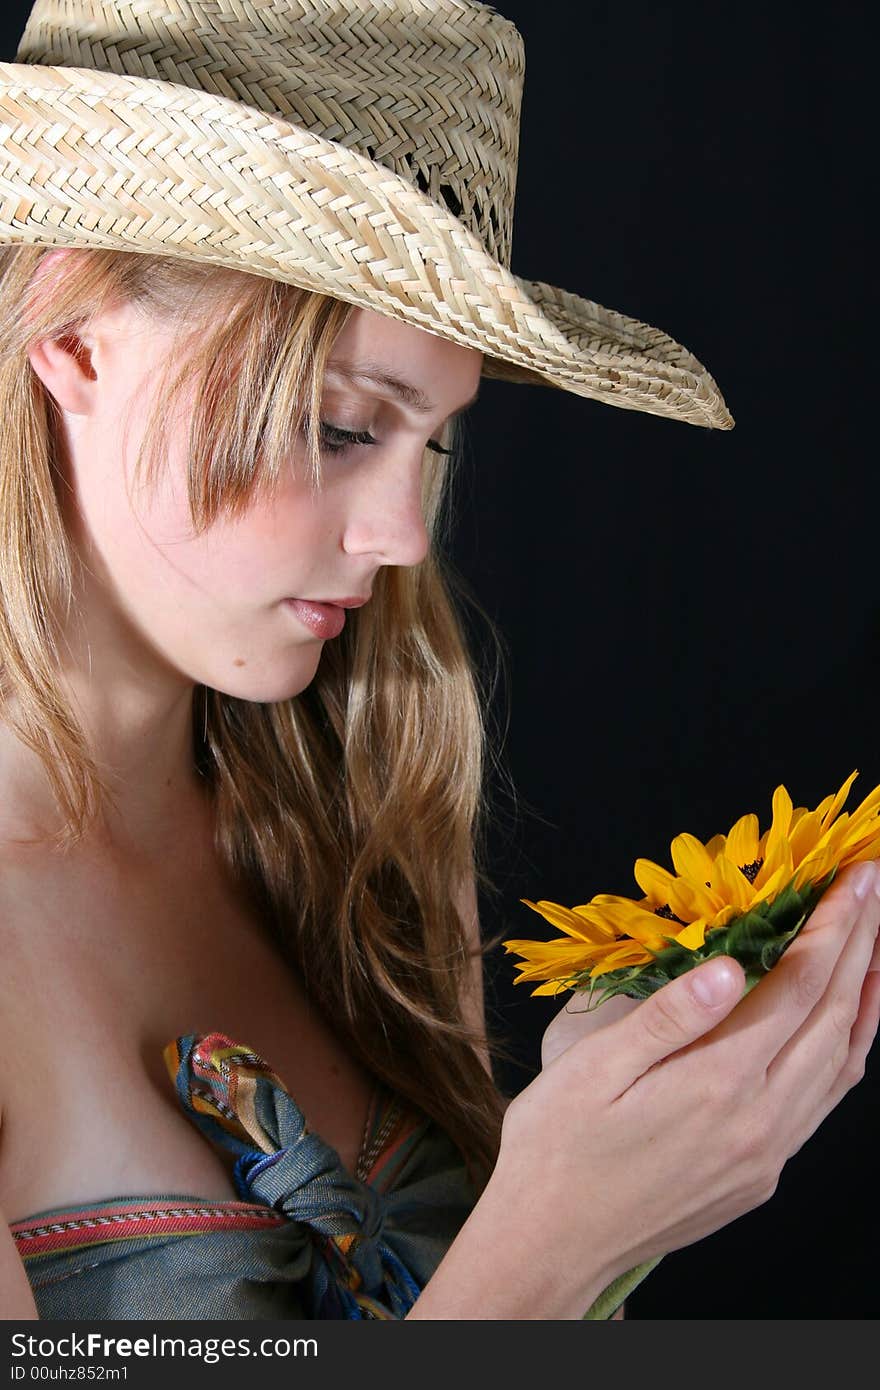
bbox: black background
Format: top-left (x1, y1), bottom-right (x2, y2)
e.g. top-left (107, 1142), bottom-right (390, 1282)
top-left (2, 2), bottom-right (876, 1319)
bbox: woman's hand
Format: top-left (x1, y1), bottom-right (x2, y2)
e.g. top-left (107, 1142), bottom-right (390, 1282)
top-left (494, 859), bottom-right (880, 1318)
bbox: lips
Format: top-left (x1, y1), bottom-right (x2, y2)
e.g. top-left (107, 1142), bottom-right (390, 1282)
top-left (284, 598), bottom-right (347, 639)
top-left (314, 596), bottom-right (370, 608)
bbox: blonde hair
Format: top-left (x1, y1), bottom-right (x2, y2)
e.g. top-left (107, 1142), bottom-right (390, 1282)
top-left (0, 244), bottom-right (514, 1188)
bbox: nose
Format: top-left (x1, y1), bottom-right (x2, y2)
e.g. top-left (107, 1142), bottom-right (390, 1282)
top-left (341, 447), bottom-right (430, 568)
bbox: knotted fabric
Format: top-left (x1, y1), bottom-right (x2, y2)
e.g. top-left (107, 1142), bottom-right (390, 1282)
top-left (164, 1033), bottom-right (421, 1318)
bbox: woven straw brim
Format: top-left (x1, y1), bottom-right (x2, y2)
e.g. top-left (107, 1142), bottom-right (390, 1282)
top-left (0, 62), bottom-right (733, 430)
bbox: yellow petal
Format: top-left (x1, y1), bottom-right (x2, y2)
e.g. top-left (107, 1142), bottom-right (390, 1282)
top-left (633, 857), bottom-right (720, 921)
top-left (674, 918), bottom-right (709, 950)
top-left (529, 979), bottom-right (579, 997)
top-left (807, 810), bottom-right (880, 882)
top-left (761, 783), bottom-right (794, 878)
top-left (710, 854), bottom-right (754, 914)
top-left (708, 902), bottom-right (740, 929)
top-left (751, 856), bottom-right (793, 903)
top-left (588, 893), bottom-right (652, 908)
top-left (788, 808), bottom-right (827, 865)
top-left (588, 943), bottom-right (655, 978)
top-left (753, 838), bottom-right (794, 895)
top-left (841, 809), bottom-right (880, 852)
top-left (570, 905), bottom-right (620, 940)
top-left (819, 769), bottom-right (860, 827)
top-left (791, 829), bottom-right (847, 887)
top-left (725, 814), bottom-right (761, 873)
top-left (838, 824), bottom-right (880, 865)
top-left (847, 781), bottom-right (880, 823)
top-left (504, 936), bottom-right (605, 965)
top-left (839, 843), bottom-right (880, 867)
top-left (809, 815), bottom-right (854, 864)
top-left (670, 832), bottom-right (715, 884)
top-left (788, 773), bottom-right (863, 869)
top-left (582, 899), bottom-right (670, 951)
top-left (518, 899), bottom-right (614, 944)
top-left (510, 959), bottom-right (586, 985)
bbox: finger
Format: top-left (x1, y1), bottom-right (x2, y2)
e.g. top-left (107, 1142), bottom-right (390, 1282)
top-left (706, 861), bottom-right (878, 1066)
top-left (842, 967), bottom-right (880, 1093)
top-left (603, 955), bottom-right (746, 1095)
top-left (868, 926), bottom-right (880, 973)
top-left (782, 961), bottom-right (880, 1161)
top-left (768, 879), bottom-right (880, 1124)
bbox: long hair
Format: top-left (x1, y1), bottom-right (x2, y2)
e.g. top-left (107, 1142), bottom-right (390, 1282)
top-left (0, 244), bottom-right (515, 1190)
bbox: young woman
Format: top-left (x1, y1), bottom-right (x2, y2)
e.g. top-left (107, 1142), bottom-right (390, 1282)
top-left (1, 1), bottom-right (878, 1321)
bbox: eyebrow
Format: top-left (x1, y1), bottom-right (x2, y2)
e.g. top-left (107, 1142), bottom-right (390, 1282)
top-left (323, 360), bottom-right (481, 417)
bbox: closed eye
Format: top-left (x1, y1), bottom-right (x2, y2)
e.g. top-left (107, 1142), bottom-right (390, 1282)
top-left (318, 421), bottom-right (453, 456)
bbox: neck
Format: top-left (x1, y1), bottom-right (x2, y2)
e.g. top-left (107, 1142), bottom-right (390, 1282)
top-left (0, 676), bottom-right (210, 863)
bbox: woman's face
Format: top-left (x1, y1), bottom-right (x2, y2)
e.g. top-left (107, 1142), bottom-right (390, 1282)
top-left (39, 300), bottom-right (483, 704)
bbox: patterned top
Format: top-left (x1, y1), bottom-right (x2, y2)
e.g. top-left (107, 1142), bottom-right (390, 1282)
top-left (10, 1033), bottom-right (480, 1320)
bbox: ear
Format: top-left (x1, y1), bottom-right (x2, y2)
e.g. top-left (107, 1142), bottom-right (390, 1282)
top-left (27, 329), bottom-right (98, 416)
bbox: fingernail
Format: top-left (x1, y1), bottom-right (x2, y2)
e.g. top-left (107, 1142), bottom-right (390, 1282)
top-left (853, 864), bottom-right (876, 900)
top-left (690, 959), bottom-right (740, 1006)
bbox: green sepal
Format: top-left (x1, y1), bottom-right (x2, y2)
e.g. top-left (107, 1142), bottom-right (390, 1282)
top-left (568, 867), bottom-right (838, 1010)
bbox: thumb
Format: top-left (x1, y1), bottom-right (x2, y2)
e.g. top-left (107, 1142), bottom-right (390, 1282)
top-left (620, 956), bottom-right (746, 1079)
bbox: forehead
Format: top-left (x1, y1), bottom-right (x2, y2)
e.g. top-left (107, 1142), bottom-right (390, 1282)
top-left (325, 307), bottom-right (482, 415)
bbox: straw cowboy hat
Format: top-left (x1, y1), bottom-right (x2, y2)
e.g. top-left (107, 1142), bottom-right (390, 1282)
top-left (0, 0), bottom-right (733, 429)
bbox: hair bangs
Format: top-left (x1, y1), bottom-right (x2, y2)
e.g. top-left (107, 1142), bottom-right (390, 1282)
top-left (132, 278), bottom-right (357, 530)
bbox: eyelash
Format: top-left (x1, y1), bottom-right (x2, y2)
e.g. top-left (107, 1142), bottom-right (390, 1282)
top-left (317, 421), bottom-right (454, 456)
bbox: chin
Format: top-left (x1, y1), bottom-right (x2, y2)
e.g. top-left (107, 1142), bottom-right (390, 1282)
top-left (203, 649), bottom-right (325, 705)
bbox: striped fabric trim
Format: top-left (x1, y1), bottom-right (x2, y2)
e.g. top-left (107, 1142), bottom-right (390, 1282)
top-left (358, 1089), bottom-right (427, 1192)
top-left (11, 1198), bottom-right (286, 1261)
top-left (11, 1097), bottom-right (428, 1265)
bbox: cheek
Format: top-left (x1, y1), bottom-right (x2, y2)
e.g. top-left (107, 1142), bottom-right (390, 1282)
top-left (126, 463), bottom-right (341, 602)
top-left (71, 377), bottom-right (341, 614)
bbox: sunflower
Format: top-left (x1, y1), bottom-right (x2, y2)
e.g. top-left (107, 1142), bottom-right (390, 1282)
top-left (504, 769), bottom-right (880, 1007)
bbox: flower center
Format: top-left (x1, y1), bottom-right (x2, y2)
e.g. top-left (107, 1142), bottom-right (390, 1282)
top-left (653, 903), bottom-right (688, 927)
top-left (739, 857), bottom-right (763, 884)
